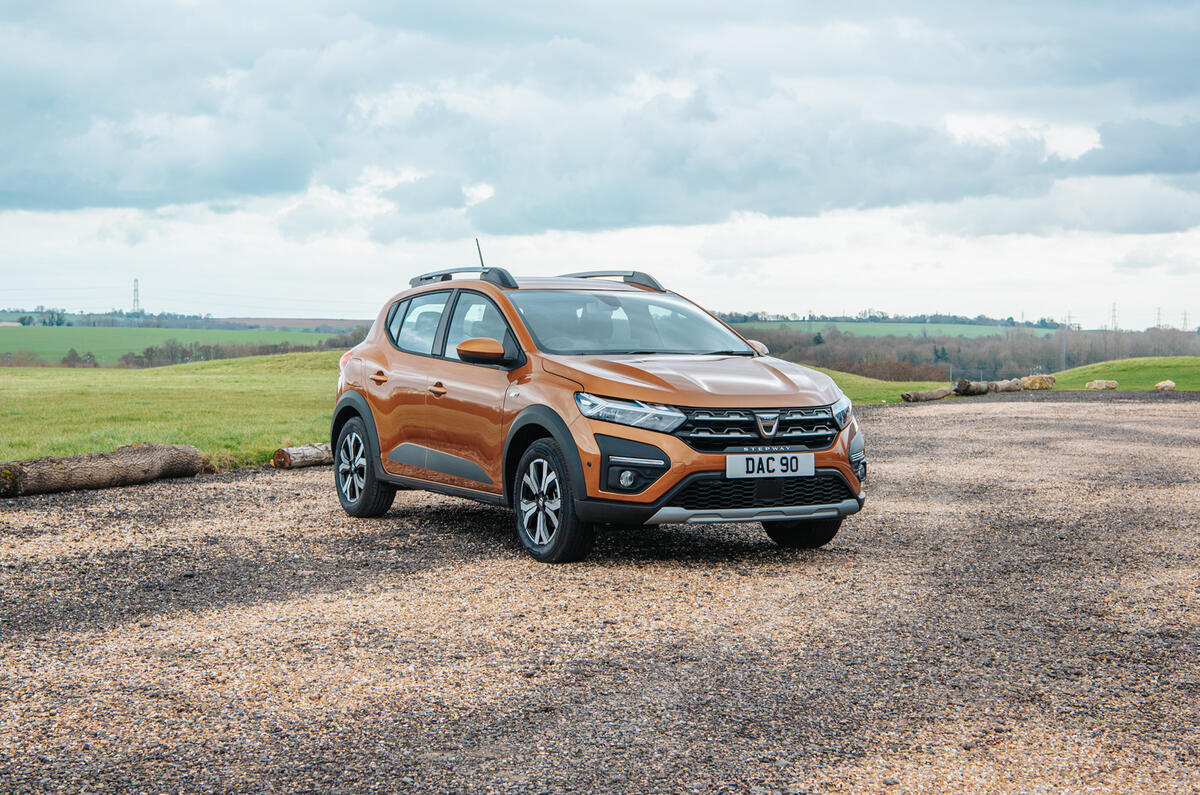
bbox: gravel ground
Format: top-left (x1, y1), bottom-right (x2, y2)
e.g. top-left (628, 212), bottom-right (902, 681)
top-left (1, 395), bottom-right (1198, 793)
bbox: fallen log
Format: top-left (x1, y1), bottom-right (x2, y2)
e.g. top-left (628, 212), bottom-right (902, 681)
top-left (901, 385), bottom-right (954, 403)
top-left (0, 444), bottom-right (206, 498)
top-left (273, 442), bottom-right (333, 469)
top-left (989, 378), bottom-right (1024, 393)
top-left (954, 380), bottom-right (990, 396)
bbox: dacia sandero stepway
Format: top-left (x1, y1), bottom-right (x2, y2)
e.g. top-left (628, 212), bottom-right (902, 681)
top-left (332, 268), bottom-right (866, 562)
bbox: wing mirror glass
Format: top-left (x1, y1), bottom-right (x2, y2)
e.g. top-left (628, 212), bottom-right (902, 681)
top-left (747, 339), bottom-right (770, 355)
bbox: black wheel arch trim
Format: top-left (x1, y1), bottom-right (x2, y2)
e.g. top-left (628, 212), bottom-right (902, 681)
top-left (332, 390), bottom-right (383, 467)
top-left (503, 405), bottom-right (587, 506)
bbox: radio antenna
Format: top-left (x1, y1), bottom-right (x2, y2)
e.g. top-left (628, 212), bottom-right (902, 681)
top-left (475, 237), bottom-right (486, 268)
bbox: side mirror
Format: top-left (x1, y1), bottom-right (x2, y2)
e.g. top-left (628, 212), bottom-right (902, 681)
top-left (747, 339), bottom-right (770, 356)
top-left (456, 336), bottom-right (509, 365)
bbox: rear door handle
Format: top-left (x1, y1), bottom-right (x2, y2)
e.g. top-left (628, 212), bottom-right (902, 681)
top-left (369, 371), bottom-right (388, 384)
top-left (428, 382), bottom-right (447, 397)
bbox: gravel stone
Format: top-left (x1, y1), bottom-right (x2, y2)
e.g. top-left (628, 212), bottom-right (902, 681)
top-left (1, 396), bottom-right (1197, 792)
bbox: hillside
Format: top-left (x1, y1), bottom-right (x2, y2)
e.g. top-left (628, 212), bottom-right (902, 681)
top-left (1053, 356), bottom-right (1200, 391)
top-left (0, 326), bottom-right (336, 365)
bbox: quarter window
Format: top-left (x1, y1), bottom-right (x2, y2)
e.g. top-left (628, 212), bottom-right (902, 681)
top-left (395, 292), bottom-right (449, 355)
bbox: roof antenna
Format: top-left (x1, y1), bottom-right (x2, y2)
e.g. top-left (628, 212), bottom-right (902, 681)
top-left (475, 237), bottom-right (486, 269)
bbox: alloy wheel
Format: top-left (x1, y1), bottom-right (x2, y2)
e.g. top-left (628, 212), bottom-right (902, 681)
top-left (338, 431), bottom-right (367, 503)
top-left (518, 457), bottom-right (562, 546)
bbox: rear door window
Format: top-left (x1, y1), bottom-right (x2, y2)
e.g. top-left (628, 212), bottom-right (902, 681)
top-left (395, 292), bottom-right (449, 355)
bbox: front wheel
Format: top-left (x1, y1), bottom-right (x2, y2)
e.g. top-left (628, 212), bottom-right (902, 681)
top-left (335, 417), bottom-right (395, 517)
top-left (514, 439), bottom-right (595, 563)
top-left (763, 517), bottom-right (842, 549)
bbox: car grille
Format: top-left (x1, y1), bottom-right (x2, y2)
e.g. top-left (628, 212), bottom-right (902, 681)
top-left (673, 406), bottom-right (839, 453)
top-left (669, 473), bottom-right (855, 511)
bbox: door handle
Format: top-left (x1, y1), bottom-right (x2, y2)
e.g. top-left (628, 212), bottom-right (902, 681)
top-left (369, 371), bottom-right (388, 384)
top-left (428, 382), bottom-right (447, 397)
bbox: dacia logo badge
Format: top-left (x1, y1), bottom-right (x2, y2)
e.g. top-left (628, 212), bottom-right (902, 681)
top-left (754, 411), bottom-right (780, 438)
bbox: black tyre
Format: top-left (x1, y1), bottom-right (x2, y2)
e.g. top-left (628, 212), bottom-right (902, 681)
top-left (335, 416), bottom-right (396, 517)
top-left (513, 439), bottom-right (595, 563)
top-left (762, 517), bottom-right (842, 549)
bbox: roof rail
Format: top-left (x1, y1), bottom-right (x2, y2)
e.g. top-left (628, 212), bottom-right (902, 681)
top-left (558, 270), bottom-right (665, 291)
top-left (409, 267), bottom-right (519, 289)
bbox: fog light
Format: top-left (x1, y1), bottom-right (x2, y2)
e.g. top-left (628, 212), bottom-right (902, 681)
top-left (618, 470), bottom-right (636, 489)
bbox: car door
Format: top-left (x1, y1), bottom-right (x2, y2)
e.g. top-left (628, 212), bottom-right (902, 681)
top-left (419, 290), bottom-right (523, 495)
top-left (367, 291), bottom-right (450, 480)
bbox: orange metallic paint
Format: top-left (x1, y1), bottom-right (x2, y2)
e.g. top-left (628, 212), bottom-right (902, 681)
top-left (336, 277), bottom-right (862, 507)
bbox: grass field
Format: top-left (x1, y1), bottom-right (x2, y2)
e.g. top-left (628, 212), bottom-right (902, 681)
top-left (0, 352), bottom-right (341, 468)
top-left (0, 351), bottom-right (938, 467)
top-left (1052, 356), bottom-right (1200, 390)
top-left (733, 320), bottom-right (1056, 338)
top-left (0, 326), bottom-right (336, 365)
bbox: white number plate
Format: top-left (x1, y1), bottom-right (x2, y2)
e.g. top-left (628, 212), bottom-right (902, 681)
top-left (725, 452), bottom-right (814, 479)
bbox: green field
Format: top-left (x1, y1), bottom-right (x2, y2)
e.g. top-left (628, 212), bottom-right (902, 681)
top-left (0, 351), bottom-right (938, 467)
top-left (733, 320), bottom-right (1055, 339)
top-left (0, 326), bottom-right (337, 365)
top-left (0, 352), bottom-right (341, 469)
top-left (1052, 356), bottom-right (1200, 390)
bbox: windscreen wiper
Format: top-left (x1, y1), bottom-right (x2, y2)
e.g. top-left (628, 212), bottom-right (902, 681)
top-left (699, 350), bottom-right (756, 356)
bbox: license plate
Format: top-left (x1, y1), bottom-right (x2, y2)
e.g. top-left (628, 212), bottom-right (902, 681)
top-left (725, 452), bottom-right (815, 479)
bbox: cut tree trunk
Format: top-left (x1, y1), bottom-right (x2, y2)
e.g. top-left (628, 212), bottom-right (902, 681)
top-left (0, 444), bottom-right (206, 498)
top-left (901, 386), bottom-right (954, 403)
top-left (990, 378), bottom-right (1024, 393)
top-left (954, 380), bottom-right (990, 396)
top-left (272, 442), bottom-right (333, 469)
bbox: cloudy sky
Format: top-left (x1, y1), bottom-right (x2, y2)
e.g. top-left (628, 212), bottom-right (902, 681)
top-left (2, 1), bottom-right (1198, 328)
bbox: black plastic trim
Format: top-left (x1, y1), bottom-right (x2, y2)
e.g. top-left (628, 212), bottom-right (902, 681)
top-left (574, 467), bottom-right (864, 525)
top-left (385, 442), bottom-right (494, 485)
top-left (331, 390), bottom-right (383, 465)
top-left (377, 472), bottom-right (508, 506)
top-left (503, 405), bottom-right (586, 504)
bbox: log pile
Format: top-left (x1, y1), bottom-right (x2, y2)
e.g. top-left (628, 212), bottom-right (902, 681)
top-left (272, 443), bottom-right (333, 469)
top-left (0, 444), bottom-right (206, 498)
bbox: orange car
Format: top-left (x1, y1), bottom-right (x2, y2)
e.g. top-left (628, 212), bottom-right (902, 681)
top-left (332, 268), bottom-right (866, 562)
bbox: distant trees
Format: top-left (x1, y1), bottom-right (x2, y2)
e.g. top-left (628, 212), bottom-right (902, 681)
top-left (115, 327), bottom-right (369, 368)
top-left (17, 315), bottom-right (33, 326)
top-left (751, 325), bottom-right (1200, 382)
top-left (60, 348), bottom-right (98, 367)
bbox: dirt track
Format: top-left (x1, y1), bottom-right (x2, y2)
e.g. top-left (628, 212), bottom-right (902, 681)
top-left (2, 396), bottom-right (1198, 793)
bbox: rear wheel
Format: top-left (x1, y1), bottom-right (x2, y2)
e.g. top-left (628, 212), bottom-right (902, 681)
top-left (762, 518), bottom-right (842, 549)
top-left (335, 417), bottom-right (395, 517)
top-left (514, 439), bottom-right (594, 563)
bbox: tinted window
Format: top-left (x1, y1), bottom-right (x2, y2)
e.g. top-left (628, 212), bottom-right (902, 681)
top-left (443, 293), bottom-right (512, 361)
top-left (395, 292), bottom-right (449, 355)
top-left (507, 290), bottom-right (753, 355)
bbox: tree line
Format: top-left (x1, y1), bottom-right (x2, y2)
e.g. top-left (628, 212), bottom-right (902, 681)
top-left (751, 326), bottom-right (1200, 382)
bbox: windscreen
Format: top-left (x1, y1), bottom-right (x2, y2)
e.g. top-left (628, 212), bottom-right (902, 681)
top-left (507, 290), bottom-right (754, 356)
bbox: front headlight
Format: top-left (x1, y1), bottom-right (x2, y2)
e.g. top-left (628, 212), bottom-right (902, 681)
top-left (575, 392), bottom-right (686, 433)
top-left (831, 393), bottom-right (853, 429)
